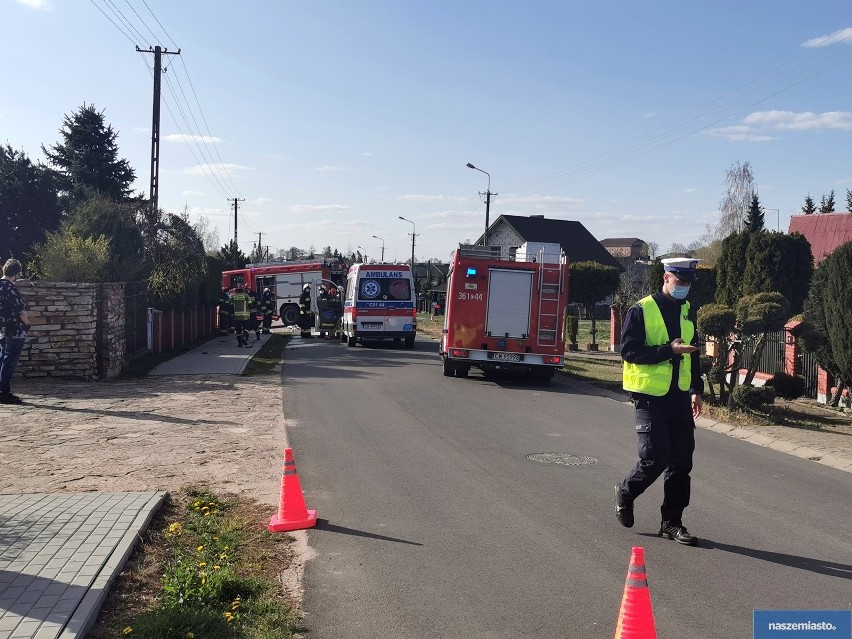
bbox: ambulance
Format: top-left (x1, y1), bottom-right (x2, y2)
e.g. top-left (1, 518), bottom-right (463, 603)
top-left (341, 263), bottom-right (417, 347)
top-left (439, 243), bottom-right (569, 381)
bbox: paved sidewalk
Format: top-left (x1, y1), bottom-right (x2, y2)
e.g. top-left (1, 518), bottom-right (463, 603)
top-left (0, 492), bottom-right (166, 639)
top-left (149, 332), bottom-right (272, 375)
top-left (0, 331), bottom-right (289, 639)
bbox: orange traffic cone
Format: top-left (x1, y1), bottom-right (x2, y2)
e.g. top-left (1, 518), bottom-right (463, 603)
top-left (614, 546), bottom-right (657, 639)
top-left (268, 448), bottom-right (318, 532)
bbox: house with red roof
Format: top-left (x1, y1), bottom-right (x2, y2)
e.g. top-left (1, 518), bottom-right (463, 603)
top-left (788, 212), bottom-right (852, 264)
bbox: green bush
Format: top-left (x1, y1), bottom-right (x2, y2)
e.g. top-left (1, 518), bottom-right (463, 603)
top-left (565, 315), bottom-right (579, 344)
top-left (732, 384), bottom-right (775, 410)
top-left (765, 372), bottom-right (806, 401)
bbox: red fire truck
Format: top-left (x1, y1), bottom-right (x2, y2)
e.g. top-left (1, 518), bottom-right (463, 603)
top-left (439, 243), bottom-right (569, 382)
top-left (221, 257), bottom-right (347, 326)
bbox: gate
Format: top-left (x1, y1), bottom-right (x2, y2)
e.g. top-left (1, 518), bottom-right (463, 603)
top-left (739, 330), bottom-right (785, 377)
top-left (124, 281), bottom-right (149, 356)
top-left (799, 348), bottom-right (819, 399)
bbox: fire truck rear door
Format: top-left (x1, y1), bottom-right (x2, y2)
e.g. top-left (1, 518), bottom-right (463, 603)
top-left (486, 269), bottom-right (533, 338)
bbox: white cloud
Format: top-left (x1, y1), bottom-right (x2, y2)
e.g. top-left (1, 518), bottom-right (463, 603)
top-left (420, 209), bottom-right (482, 220)
top-left (801, 28), bottom-right (852, 48)
top-left (165, 133), bottom-right (222, 144)
top-left (269, 219), bottom-right (369, 234)
top-left (643, 112), bottom-right (658, 119)
top-left (183, 163), bottom-right (253, 175)
top-left (397, 194), bottom-right (467, 203)
top-left (17, 0), bottom-right (52, 9)
top-left (705, 125), bottom-right (775, 142)
top-left (360, 152), bottom-right (374, 157)
top-left (743, 110), bottom-right (852, 131)
top-left (255, 197), bottom-right (274, 204)
top-left (134, 127), bottom-right (150, 133)
top-left (681, 188), bottom-right (697, 194)
top-left (314, 165), bottom-right (350, 171)
top-left (288, 204), bottom-right (354, 215)
top-left (497, 194), bottom-right (584, 209)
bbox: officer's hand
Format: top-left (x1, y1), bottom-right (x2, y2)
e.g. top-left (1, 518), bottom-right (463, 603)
top-left (671, 338), bottom-right (698, 354)
top-left (691, 393), bottom-right (703, 418)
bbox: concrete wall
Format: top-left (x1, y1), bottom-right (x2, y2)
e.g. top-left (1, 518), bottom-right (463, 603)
top-left (15, 280), bottom-right (126, 380)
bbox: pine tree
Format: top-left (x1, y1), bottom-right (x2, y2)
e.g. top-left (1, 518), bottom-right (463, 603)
top-left (42, 103), bottom-right (136, 209)
top-left (741, 232), bottom-right (813, 314)
top-left (846, 188), bottom-right (852, 212)
top-left (802, 195), bottom-right (816, 215)
top-left (818, 189), bottom-right (836, 214)
top-left (0, 145), bottom-right (62, 259)
top-left (219, 240), bottom-right (247, 270)
top-left (744, 192), bottom-right (764, 232)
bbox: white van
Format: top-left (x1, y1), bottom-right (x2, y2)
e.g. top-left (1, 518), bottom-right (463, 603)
top-left (341, 263), bottom-right (417, 347)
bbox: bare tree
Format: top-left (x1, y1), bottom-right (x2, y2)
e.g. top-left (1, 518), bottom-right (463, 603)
top-left (190, 212), bottom-right (220, 254)
top-left (668, 242), bottom-right (690, 255)
top-left (645, 241), bottom-right (659, 260)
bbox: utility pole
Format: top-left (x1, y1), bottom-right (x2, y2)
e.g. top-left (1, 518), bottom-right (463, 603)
top-left (466, 163), bottom-right (496, 246)
top-left (256, 232), bottom-right (263, 263)
top-left (137, 45), bottom-right (180, 220)
top-left (231, 197), bottom-right (245, 268)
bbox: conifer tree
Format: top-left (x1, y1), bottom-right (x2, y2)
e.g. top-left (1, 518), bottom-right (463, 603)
top-left (42, 103), bottom-right (136, 209)
top-left (818, 190), bottom-right (836, 214)
top-left (802, 195), bottom-right (816, 215)
top-left (846, 188), bottom-right (852, 212)
top-left (744, 192), bottom-right (764, 232)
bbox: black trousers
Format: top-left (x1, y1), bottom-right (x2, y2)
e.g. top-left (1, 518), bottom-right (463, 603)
top-left (619, 392), bottom-right (696, 527)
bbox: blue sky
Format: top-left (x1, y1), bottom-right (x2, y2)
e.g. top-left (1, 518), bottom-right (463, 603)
top-left (2, 1), bottom-right (851, 263)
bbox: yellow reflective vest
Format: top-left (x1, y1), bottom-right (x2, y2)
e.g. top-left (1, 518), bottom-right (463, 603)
top-left (230, 291), bottom-right (251, 321)
top-left (623, 295), bottom-right (694, 396)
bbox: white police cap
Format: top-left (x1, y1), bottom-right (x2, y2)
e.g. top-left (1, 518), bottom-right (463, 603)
top-left (661, 257), bottom-right (701, 282)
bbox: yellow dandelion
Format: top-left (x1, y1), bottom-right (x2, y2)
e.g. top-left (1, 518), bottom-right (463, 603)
top-left (203, 511), bottom-right (211, 517)
top-left (197, 545), bottom-right (204, 551)
top-left (198, 562), bottom-right (207, 567)
top-left (213, 565), bottom-right (221, 570)
top-left (223, 546), bottom-right (230, 551)
top-left (123, 627), bottom-right (133, 635)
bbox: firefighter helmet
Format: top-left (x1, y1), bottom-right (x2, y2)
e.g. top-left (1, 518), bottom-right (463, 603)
top-left (303, 283), bottom-right (311, 290)
top-left (263, 287), bottom-right (270, 294)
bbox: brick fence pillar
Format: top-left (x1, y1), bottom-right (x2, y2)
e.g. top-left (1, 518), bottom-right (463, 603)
top-left (784, 320), bottom-right (801, 376)
top-left (817, 367), bottom-right (833, 405)
top-left (610, 305), bottom-right (622, 353)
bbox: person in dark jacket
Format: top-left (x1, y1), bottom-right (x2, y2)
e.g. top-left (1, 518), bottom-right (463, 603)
top-left (0, 259), bottom-right (30, 404)
top-left (260, 287), bottom-right (274, 334)
top-left (615, 258), bottom-right (704, 546)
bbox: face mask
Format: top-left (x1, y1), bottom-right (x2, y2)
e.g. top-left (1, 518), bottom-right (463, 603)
top-left (671, 284), bottom-right (690, 300)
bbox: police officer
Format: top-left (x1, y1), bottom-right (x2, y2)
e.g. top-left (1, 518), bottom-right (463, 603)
top-left (230, 284), bottom-right (251, 347)
top-left (615, 258), bottom-right (704, 546)
top-left (260, 287), bottom-right (274, 334)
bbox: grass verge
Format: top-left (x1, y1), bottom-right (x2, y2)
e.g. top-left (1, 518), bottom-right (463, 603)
top-left (90, 487), bottom-right (300, 639)
top-left (243, 333), bottom-right (290, 376)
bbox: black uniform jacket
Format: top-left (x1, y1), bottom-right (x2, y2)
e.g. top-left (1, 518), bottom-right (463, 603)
top-left (620, 287), bottom-right (704, 399)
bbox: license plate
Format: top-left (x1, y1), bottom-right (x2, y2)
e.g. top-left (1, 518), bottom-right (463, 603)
top-left (362, 322), bottom-right (383, 329)
top-left (489, 352), bottom-right (522, 362)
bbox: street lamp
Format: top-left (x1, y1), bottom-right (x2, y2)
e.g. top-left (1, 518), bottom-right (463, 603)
top-left (466, 162), bottom-right (494, 246)
top-left (762, 207), bottom-right (780, 232)
top-left (372, 235), bottom-right (385, 262)
top-left (398, 216), bottom-right (416, 269)
top-left (357, 245), bottom-right (367, 264)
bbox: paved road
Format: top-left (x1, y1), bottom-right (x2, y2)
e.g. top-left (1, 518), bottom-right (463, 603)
top-left (283, 337), bottom-right (852, 639)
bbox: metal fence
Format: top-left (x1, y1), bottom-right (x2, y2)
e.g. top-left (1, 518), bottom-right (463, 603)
top-left (738, 330), bottom-right (786, 377)
top-left (124, 281), bottom-right (149, 357)
top-left (799, 348), bottom-right (820, 399)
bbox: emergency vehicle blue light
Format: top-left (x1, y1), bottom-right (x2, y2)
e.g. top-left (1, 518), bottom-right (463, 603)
top-left (466, 267), bottom-right (477, 276)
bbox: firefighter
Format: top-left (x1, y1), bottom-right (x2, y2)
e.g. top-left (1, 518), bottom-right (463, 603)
top-left (248, 290), bottom-right (261, 340)
top-left (230, 284), bottom-right (251, 347)
top-left (299, 284), bottom-right (311, 314)
top-left (218, 287), bottom-right (232, 335)
top-left (614, 258), bottom-right (704, 546)
top-left (260, 287), bottom-right (274, 334)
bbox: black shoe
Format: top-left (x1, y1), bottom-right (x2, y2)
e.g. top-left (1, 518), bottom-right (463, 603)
top-left (659, 525), bottom-right (697, 546)
top-left (0, 393), bottom-right (23, 405)
top-left (614, 485), bottom-right (634, 528)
